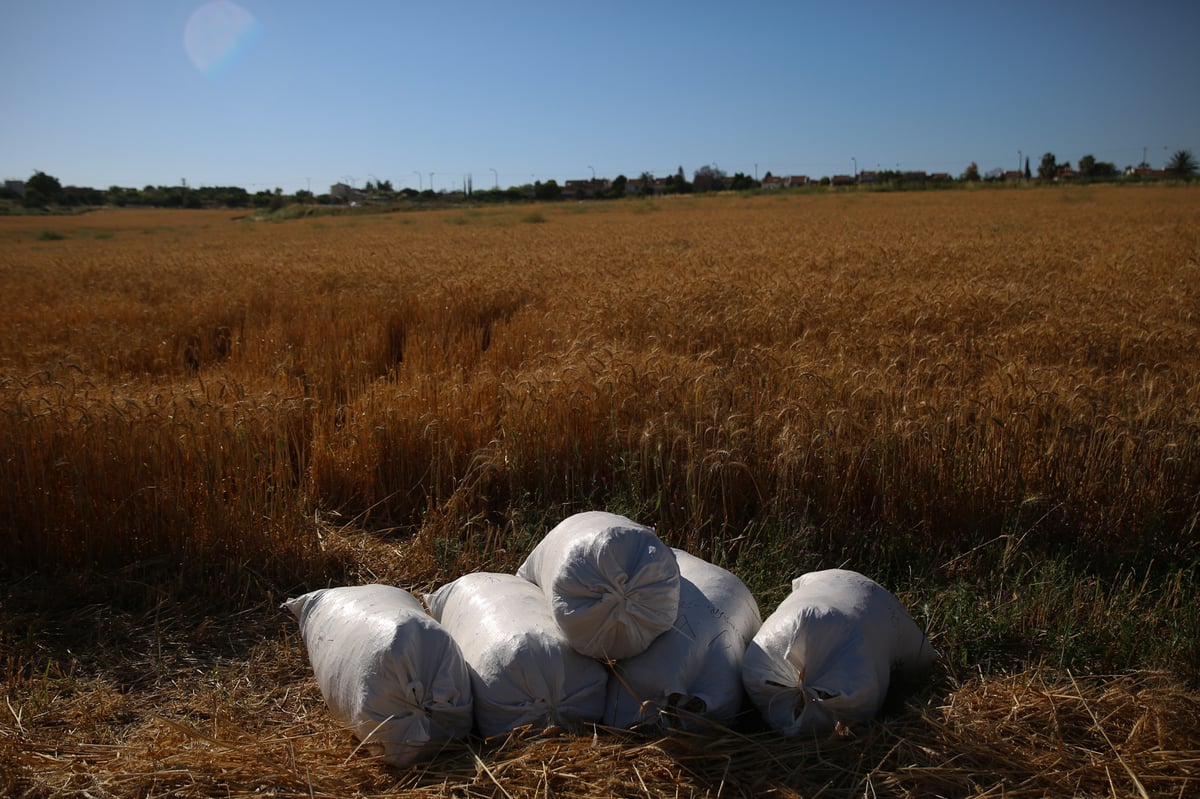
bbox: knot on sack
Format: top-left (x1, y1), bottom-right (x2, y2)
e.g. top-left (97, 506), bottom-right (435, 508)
top-left (405, 681), bottom-right (433, 717)
top-left (666, 692), bottom-right (707, 715)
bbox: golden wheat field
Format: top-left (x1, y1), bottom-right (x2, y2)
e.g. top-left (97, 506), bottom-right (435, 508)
top-left (2, 187), bottom-right (1200, 797)
top-left (2, 188), bottom-right (1199, 573)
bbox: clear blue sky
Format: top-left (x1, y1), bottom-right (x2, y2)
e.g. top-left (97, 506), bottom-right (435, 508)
top-left (3, 1), bottom-right (1197, 194)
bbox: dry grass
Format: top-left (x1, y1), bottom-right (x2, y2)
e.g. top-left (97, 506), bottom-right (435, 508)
top-left (2, 589), bottom-right (1196, 799)
top-left (2, 189), bottom-right (1200, 795)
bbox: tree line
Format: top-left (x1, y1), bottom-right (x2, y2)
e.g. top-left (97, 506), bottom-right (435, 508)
top-left (4, 150), bottom-right (1196, 211)
top-left (0, 172), bottom-right (300, 210)
top-left (962, 150), bottom-right (1197, 182)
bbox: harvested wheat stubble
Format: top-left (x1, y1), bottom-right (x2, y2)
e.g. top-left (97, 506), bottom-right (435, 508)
top-left (4, 663), bottom-right (1197, 798)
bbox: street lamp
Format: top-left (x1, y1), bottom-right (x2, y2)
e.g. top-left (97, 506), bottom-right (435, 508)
top-left (851, 157), bottom-right (857, 178)
top-left (429, 172), bottom-right (435, 192)
top-left (490, 168), bottom-right (498, 189)
top-left (588, 165), bottom-right (595, 181)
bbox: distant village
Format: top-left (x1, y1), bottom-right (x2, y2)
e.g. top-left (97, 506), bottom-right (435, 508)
top-left (325, 160), bottom-right (1185, 204)
top-left (2, 154), bottom-right (1191, 211)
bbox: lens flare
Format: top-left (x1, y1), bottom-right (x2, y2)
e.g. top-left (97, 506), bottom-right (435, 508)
top-left (184, 0), bottom-right (259, 76)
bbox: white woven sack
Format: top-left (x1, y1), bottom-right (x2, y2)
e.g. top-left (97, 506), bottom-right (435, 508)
top-left (426, 572), bottom-right (608, 738)
top-left (741, 569), bottom-right (936, 735)
top-left (283, 584), bottom-right (474, 767)
top-left (605, 548), bottom-right (762, 730)
top-left (516, 511), bottom-right (680, 660)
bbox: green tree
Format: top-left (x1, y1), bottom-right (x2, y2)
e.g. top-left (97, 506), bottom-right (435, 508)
top-left (666, 165), bottom-right (691, 194)
top-left (961, 162), bottom-right (981, 181)
top-left (637, 171), bottom-right (655, 197)
top-left (533, 179), bottom-right (561, 201)
top-left (692, 164), bottom-right (727, 192)
top-left (730, 172), bottom-right (758, 190)
top-left (1038, 153), bottom-right (1057, 180)
top-left (61, 185), bottom-right (105, 206)
top-left (1075, 154), bottom-right (1116, 180)
top-left (1166, 149), bottom-right (1197, 177)
top-left (25, 170), bottom-right (63, 205)
top-left (608, 174), bottom-right (627, 198)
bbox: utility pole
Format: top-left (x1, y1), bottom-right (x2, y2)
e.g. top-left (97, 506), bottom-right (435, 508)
top-left (490, 168), bottom-right (498, 189)
top-left (413, 171), bottom-right (422, 191)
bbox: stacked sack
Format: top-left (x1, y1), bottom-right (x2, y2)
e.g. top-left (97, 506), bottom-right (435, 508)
top-left (284, 511), bottom-right (938, 765)
top-left (283, 584), bottom-right (474, 767)
top-left (515, 511), bottom-right (682, 661)
top-left (424, 572), bottom-right (608, 737)
top-left (604, 548), bottom-right (762, 730)
top-left (741, 569), bottom-right (937, 735)
top-left (515, 512), bottom-right (762, 732)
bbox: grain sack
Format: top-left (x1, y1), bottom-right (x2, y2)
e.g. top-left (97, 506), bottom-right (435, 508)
top-left (741, 568), bottom-right (936, 735)
top-left (516, 511), bottom-right (680, 660)
top-left (426, 572), bottom-right (608, 738)
top-left (605, 548), bottom-right (762, 730)
top-left (283, 584), bottom-right (473, 767)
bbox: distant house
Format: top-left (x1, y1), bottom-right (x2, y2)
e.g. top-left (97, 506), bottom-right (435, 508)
top-left (784, 175), bottom-right (809, 188)
top-left (563, 178), bottom-right (610, 199)
top-left (624, 177), bottom-right (669, 196)
top-left (761, 175), bottom-right (785, 190)
top-left (3, 179), bottom-right (25, 197)
top-left (930, 173), bottom-right (952, 181)
top-left (1055, 167), bottom-right (1077, 180)
top-left (330, 182), bottom-right (352, 201)
top-left (856, 171), bottom-right (877, 184)
top-left (1003, 171), bottom-right (1024, 182)
top-left (830, 174), bottom-right (856, 186)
